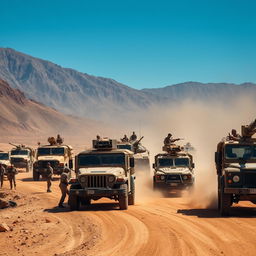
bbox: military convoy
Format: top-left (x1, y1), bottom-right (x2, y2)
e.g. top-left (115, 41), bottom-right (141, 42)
top-left (215, 119), bottom-right (256, 216)
top-left (33, 137), bottom-right (73, 181)
top-left (117, 136), bottom-right (150, 172)
top-left (68, 138), bottom-right (135, 210)
top-left (9, 144), bottom-right (35, 172)
top-left (153, 144), bottom-right (195, 191)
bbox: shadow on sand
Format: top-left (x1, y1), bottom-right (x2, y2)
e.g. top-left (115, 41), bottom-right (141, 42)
top-left (20, 177), bottom-right (59, 182)
top-left (177, 206), bottom-right (256, 218)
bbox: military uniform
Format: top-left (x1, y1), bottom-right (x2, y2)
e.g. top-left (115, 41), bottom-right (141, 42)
top-left (56, 134), bottom-right (63, 144)
top-left (58, 170), bottom-right (70, 207)
top-left (0, 165), bottom-right (5, 188)
top-left (164, 135), bottom-right (179, 146)
top-left (130, 133), bottom-right (137, 141)
top-left (6, 166), bottom-right (18, 189)
top-left (45, 165), bottom-right (53, 192)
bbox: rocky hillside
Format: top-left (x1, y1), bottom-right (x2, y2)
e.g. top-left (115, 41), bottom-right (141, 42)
top-left (0, 78), bottom-right (99, 136)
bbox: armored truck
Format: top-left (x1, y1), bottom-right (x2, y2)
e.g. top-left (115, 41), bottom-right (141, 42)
top-left (0, 151), bottom-right (10, 170)
top-left (68, 138), bottom-right (135, 210)
top-left (9, 144), bottom-right (34, 172)
top-left (33, 140), bottom-right (73, 181)
top-left (215, 119), bottom-right (256, 216)
top-left (153, 144), bottom-right (195, 191)
top-left (117, 136), bottom-right (150, 172)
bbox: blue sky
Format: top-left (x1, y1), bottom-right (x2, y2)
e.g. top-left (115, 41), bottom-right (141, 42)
top-left (1, 0), bottom-right (256, 89)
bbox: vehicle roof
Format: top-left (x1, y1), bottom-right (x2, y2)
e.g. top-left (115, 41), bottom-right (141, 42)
top-left (223, 139), bottom-right (256, 145)
top-left (78, 148), bottom-right (133, 155)
top-left (38, 144), bottom-right (73, 149)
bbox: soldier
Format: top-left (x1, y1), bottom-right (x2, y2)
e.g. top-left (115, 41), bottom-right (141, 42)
top-left (130, 132), bottom-right (137, 141)
top-left (121, 135), bottom-right (129, 142)
top-left (56, 134), bottom-right (63, 144)
top-left (228, 129), bottom-right (241, 141)
top-left (6, 164), bottom-right (18, 190)
top-left (45, 162), bottom-right (53, 192)
top-left (58, 167), bottom-right (70, 208)
top-left (96, 135), bottom-right (101, 141)
top-left (0, 163), bottom-right (5, 188)
top-left (164, 133), bottom-right (180, 146)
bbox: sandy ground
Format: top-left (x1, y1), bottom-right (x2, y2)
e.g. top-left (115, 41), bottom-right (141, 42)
top-left (0, 172), bottom-right (256, 256)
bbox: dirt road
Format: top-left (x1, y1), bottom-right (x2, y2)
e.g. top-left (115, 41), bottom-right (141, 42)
top-left (1, 172), bottom-right (256, 256)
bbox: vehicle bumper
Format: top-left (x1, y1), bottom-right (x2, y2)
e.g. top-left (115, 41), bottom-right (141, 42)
top-left (224, 188), bottom-right (256, 194)
top-left (13, 162), bottom-right (28, 168)
top-left (154, 182), bottom-right (193, 189)
top-left (69, 188), bottom-right (126, 197)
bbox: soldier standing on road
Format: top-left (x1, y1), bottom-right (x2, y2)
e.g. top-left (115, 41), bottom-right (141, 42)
top-left (164, 133), bottom-right (180, 146)
top-left (6, 164), bottom-right (18, 190)
top-left (0, 163), bottom-right (5, 188)
top-left (58, 167), bottom-right (70, 208)
top-left (46, 162), bottom-right (53, 192)
top-left (130, 132), bottom-right (137, 141)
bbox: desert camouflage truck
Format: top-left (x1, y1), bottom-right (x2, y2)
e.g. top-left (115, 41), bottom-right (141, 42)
top-left (9, 144), bottom-right (34, 172)
top-left (153, 144), bottom-right (195, 191)
top-left (69, 138), bottom-right (135, 210)
top-left (117, 136), bottom-right (150, 172)
top-left (0, 151), bottom-right (10, 170)
top-left (33, 140), bottom-right (73, 181)
top-left (215, 119), bottom-right (256, 216)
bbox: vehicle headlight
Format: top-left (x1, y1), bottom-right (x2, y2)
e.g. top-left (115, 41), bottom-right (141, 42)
top-left (183, 175), bottom-right (188, 180)
top-left (108, 175), bottom-right (115, 183)
top-left (233, 175), bottom-right (240, 183)
top-left (160, 175), bottom-right (165, 180)
top-left (80, 176), bottom-right (86, 183)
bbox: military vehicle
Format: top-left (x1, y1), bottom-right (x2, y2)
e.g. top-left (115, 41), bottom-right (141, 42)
top-left (0, 151), bottom-right (10, 170)
top-left (68, 138), bottom-right (135, 210)
top-left (33, 137), bottom-right (73, 181)
top-left (153, 144), bottom-right (195, 191)
top-left (215, 119), bottom-right (256, 216)
top-left (9, 144), bottom-right (34, 172)
top-left (117, 136), bottom-right (150, 172)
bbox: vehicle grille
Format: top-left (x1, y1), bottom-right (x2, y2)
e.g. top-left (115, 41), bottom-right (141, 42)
top-left (37, 160), bottom-right (59, 168)
top-left (86, 175), bottom-right (107, 188)
top-left (166, 175), bottom-right (181, 182)
top-left (244, 173), bottom-right (256, 188)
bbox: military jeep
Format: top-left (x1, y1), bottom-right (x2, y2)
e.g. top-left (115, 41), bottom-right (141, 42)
top-left (69, 138), bottom-right (135, 210)
top-left (0, 151), bottom-right (10, 170)
top-left (216, 119), bottom-right (256, 216)
top-left (153, 144), bottom-right (195, 191)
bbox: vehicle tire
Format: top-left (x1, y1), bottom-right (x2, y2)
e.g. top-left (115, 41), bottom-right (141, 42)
top-left (128, 177), bottom-right (135, 205)
top-left (69, 194), bottom-right (80, 211)
top-left (219, 189), bottom-right (232, 216)
top-left (119, 184), bottom-right (128, 210)
top-left (80, 197), bottom-right (91, 206)
top-left (33, 169), bottom-right (40, 181)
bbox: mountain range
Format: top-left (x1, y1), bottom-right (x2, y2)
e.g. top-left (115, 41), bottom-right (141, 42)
top-left (0, 48), bottom-right (256, 121)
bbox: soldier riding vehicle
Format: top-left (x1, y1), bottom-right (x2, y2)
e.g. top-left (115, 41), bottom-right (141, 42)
top-left (68, 138), bottom-right (135, 210)
top-left (215, 119), bottom-right (256, 216)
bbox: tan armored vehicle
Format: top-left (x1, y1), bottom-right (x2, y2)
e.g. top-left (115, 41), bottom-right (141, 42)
top-left (69, 138), bottom-right (135, 210)
top-left (153, 144), bottom-right (195, 191)
top-left (215, 119), bottom-right (256, 216)
top-left (0, 151), bottom-right (10, 170)
top-left (117, 136), bottom-right (150, 172)
top-left (33, 137), bottom-right (73, 181)
top-left (9, 144), bottom-right (34, 172)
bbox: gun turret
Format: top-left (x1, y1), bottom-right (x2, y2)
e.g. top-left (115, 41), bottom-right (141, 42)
top-left (241, 119), bottom-right (256, 138)
top-left (9, 143), bottom-right (21, 148)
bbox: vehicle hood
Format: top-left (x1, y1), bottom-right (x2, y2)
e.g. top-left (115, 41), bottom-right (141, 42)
top-left (0, 160), bottom-right (10, 165)
top-left (37, 156), bottom-right (64, 162)
top-left (156, 167), bottom-right (191, 174)
top-left (10, 155), bottom-right (30, 160)
top-left (78, 167), bottom-right (125, 176)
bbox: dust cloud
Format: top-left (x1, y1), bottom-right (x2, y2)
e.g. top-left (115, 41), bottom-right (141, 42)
top-left (117, 95), bottom-right (256, 208)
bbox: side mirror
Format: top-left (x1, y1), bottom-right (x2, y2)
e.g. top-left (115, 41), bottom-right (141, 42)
top-left (129, 157), bottom-right (135, 168)
top-left (152, 163), bottom-right (155, 169)
top-left (191, 163), bottom-right (195, 169)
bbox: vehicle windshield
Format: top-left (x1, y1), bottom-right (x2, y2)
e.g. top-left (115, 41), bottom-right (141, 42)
top-left (78, 153), bottom-right (125, 166)
top-left (158, 158), bottom-right (174, 167)
top-left (0, 153), bottom-right (9, 160)
top-left (37, 147), bottom-right (65, 156)
top-left (225, 145), bottom-right (256, 160)
top-left (175, 158), bottom-right (190, 167)
top-left (117, 144), bottom-right (132, 150)
top-left (11, 150), bottom-right (28, 155)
